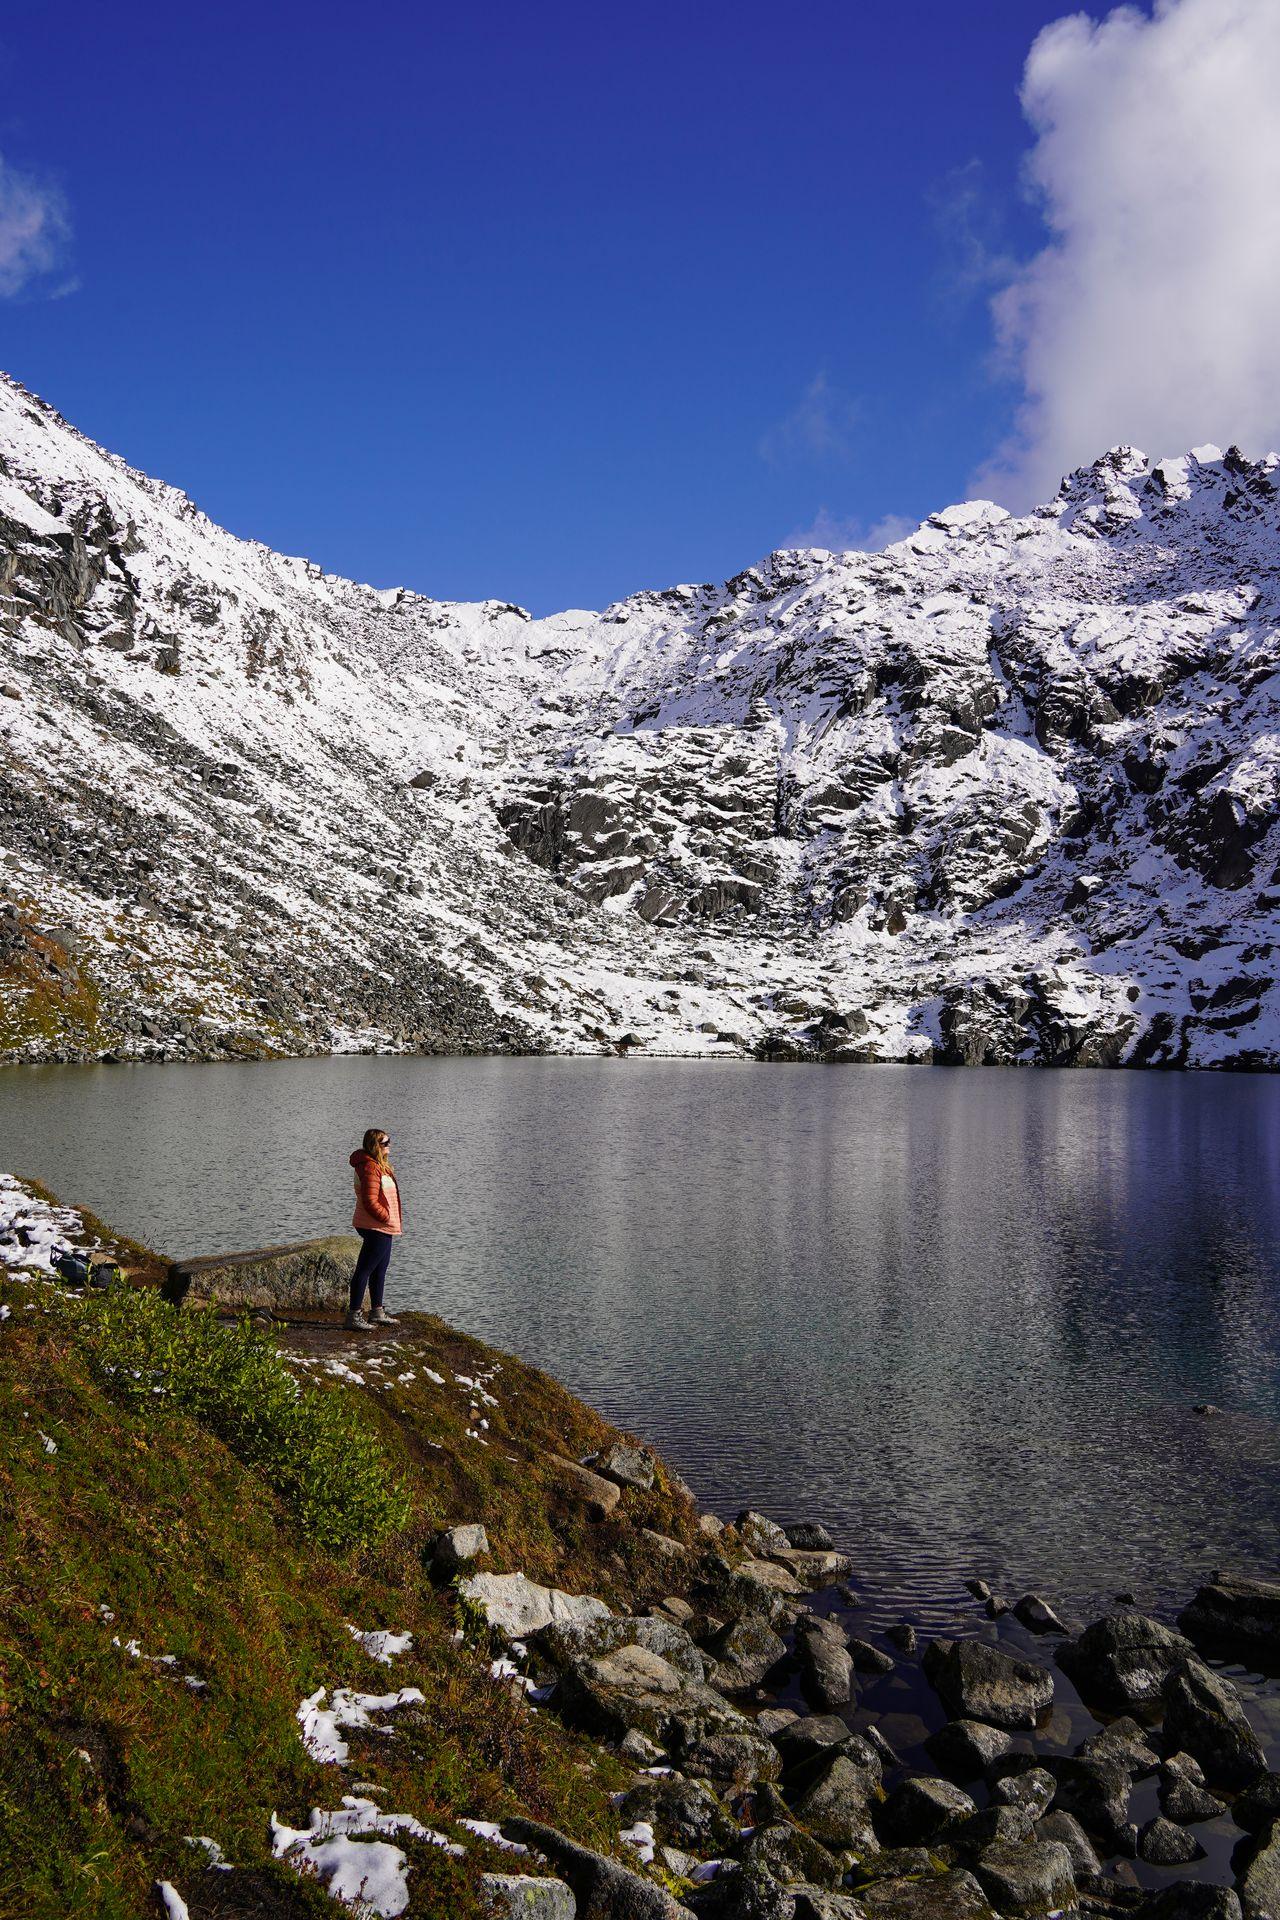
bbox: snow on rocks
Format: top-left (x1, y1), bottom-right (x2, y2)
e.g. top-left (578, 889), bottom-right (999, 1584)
top-left (0, 1173), bottom-right (98, 1275)
top-left (270, 1797), bottom-right (461, 1918)
top-left (297, 1685), bottom-right (425, 1765)
top-left (5, 369), bottom-right (1280, 1069)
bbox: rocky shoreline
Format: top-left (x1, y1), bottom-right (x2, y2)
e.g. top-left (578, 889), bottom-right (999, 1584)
top-left (3, 1183), bottom-right (1278, 1920)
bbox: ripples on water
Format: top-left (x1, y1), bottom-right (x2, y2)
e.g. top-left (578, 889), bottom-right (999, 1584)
top-left (5, 1056), bottom-right (1280, 1637)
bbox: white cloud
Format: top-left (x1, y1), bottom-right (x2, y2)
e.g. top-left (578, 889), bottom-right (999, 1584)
top-left (786, 507), bottom-right (917, 552)
top-left (0, 153), bottom-right (74, 300)
top-left (759, 372), bottom-right (860, 465)
top-left (976, 0), bottom-right (1280, 506)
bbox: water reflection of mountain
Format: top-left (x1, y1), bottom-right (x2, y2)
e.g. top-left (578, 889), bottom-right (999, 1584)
top-left (4, 1055), bottom-right (1280, 1630)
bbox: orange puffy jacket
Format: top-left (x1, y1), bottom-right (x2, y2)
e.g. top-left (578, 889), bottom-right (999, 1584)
top-left (350, 1150), bottom-right (403, 1235)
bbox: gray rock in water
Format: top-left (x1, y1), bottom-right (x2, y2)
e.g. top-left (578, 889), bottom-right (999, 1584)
top-left (1139, 1816), bottom-right (1204, 1865)
top-left (1180, 1576), bottom-right (1280, 1665)
top-left (1057, 1611), bottom-right (1194, 1711)
top-left (886, 1622), bottom-right (918, 1654)
top-left (770, 1715), bottom-right (855, 1765)
top-left (796, 1621), bottom-right (855, 1709)
top-left (992, 1769), bottom-right (1055, 1820)
top-left (878, 1775), bottom-right (977, 1847)
top-left (972, 1838), bottom-right (1076, 1918)
top-left (499, 1817), bottom-right (689, 1919)
top-left (1013, 1594), bottom-right (1068, 1635)
top-left (925, 1718), bottom-right (1015, 1781)
top-left (929, 1639), bottom-right (1054, 1730)
top-left (784, 1521), bottom-right (836, 1552)
top-left (1162, 1658), bottom-right (1268, 1789)
top-left (789, 1751), bottom-right (882, 1853)
top-left (848, 1638), bottom-right (896, 1676)
top-left (480, 1873), bottom-right (576, 1920)
top-left (1077, 1715), bottom-right (1161, 1777)
top-left (1033, 1811), bottom-right (1100, 1882)
top-left (1007, 1752), bottom-right (1131, 1849)
top-left (1234, 1773), bottom-right (1280, 1834)
top-left (858, 1869), bottom-right (995, 1920)
top-left (1160, 1774), bottom-right (1225, 1825)
top-left (593, 1443), bottom-right (657, 1491)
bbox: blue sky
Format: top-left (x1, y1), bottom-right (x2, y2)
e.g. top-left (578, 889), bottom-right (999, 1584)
top-left (2, 0), bottom-right (1274, 613)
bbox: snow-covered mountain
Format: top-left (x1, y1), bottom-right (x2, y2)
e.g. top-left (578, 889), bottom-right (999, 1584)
top-left (2, 369), bottom-right (1278, 1068)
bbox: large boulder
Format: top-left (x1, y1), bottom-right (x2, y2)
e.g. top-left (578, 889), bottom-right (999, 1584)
top-left (772, 1715), bottom-right (861, 1768)
top-left (789, 1752), bottom-right (883, 1853)
top-left (615, 1775), bottom-right (739, 1854)
top-left (535, 1614), bottom-right (706, 1683)
top-left (928, 1640), bottom-right (1053, 1730)
top-left (481, 1874), bottom-right (577, 1920)
top-left (1057, 1612), bottom-right (1195, 1711)
top-left (165, 1234), bottom-right (360, 1310)
top-left (738, 1823), bottom-right (843, 1893)
top-left (878, 1776), bottom-right (976, 1847)
top-left (736, 1511), bottom-right (792, 1557)
top-left (1076, 1715), bottom-right (1160, 1777)
top-left (1162, 1660), bottom-right (1268, 1789)
top-left (1180, 1578), bottom-right (1280, 1665)
top-left (1235, 1775), bottom-right (1280, 1835)
top-left (554, 1645), bottom-right (780, 1783)
top-left (796, 1618), bottom-right (855, 1710)
top-left (924, 1719), bottom-right (1014, 1781)
top-left (703, 1616), bottom-right (788, 1691)
top-left (857, 1870), bottom-right (995, 1920)
top-left (1138, 1816), bottom-right (1203, 1866)
top-left (1138, 1888), bottom-right (1242, 1920)
top-left (1033, 1811), bottom-right (1100, 1882)
top-left (459, 1572), bottom-right (611, 1639)
top-left (996, 1753), bottom-right (1130, 1849)
top-left (1237, 1818), bottom-right (1280, 1920)
top-left (971, 1839), bottom-right (1076, 1918)
top-left (499, 1818), bottom-right (691, 1919)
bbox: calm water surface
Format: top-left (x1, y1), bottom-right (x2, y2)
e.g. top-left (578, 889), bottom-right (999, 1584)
top-left (5, 1058), bottom-right (1280, 1635)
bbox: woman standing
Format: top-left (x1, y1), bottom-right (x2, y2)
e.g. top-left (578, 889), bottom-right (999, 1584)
top-left (346, 1128), bottom-right (402, 1331)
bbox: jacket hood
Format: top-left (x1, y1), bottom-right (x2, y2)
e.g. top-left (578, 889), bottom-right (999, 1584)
top-left (350, 1149), bottom-right (371, 1168)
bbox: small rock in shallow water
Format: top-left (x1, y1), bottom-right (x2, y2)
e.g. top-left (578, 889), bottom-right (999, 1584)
top-left (1138, 1815), bottom-right (1203, 1865)
top-left (785, 1520), bottom-right (835, 1552)
top-left (848, 1637), bottom-right (895, 1675)
top-left (1013, 1593), bottom-right (1068, 1635)
top-left (925, 1718), bottom-right (1015, 1781)
top-left (886, 1621), bottom-right (918, 1653)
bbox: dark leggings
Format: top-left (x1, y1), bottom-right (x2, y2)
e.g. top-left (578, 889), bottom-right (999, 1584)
top-left (350, 1228), bottom-right (393, 1313)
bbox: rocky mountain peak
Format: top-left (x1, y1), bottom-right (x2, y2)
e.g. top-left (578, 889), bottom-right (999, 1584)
top-left (1, 370), bottom-right (1279, 1069)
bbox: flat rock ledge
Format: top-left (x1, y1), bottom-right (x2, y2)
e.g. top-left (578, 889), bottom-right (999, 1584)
top-left (164, 1234), bottom-right (360, 1311)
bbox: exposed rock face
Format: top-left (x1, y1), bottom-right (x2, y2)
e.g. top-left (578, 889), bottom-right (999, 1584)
top-left (498, 1817), bottom-right (692, 1920)
top-left (1236, 1817), bottom-right (1280, 1920)
top-left (4, 375), bottom-right (1280, 1067)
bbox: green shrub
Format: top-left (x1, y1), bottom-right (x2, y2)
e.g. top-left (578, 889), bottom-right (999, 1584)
top-left (69, 1287), bottom-right (411, 1553)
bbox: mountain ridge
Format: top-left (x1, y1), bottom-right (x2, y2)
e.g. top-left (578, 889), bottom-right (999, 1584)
top-left (2, 368), bottom-right (1279, 1068)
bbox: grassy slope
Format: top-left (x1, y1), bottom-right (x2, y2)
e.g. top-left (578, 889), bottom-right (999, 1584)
top-left (0, 1267), bottom-right (711, 1919)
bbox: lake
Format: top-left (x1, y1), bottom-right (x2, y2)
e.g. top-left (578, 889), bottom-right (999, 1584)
top-left (5, 1056), bottom-right (1280, 1637)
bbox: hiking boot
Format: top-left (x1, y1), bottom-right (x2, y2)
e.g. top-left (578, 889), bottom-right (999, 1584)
top-left (344, 1309), bottom-right (373, 1332)
top-left (370, 1306), bottom-right (399, 1326)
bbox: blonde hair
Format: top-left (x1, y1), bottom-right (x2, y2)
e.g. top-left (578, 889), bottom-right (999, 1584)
top-left (362, 1128), bottom-right (392, 1171)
